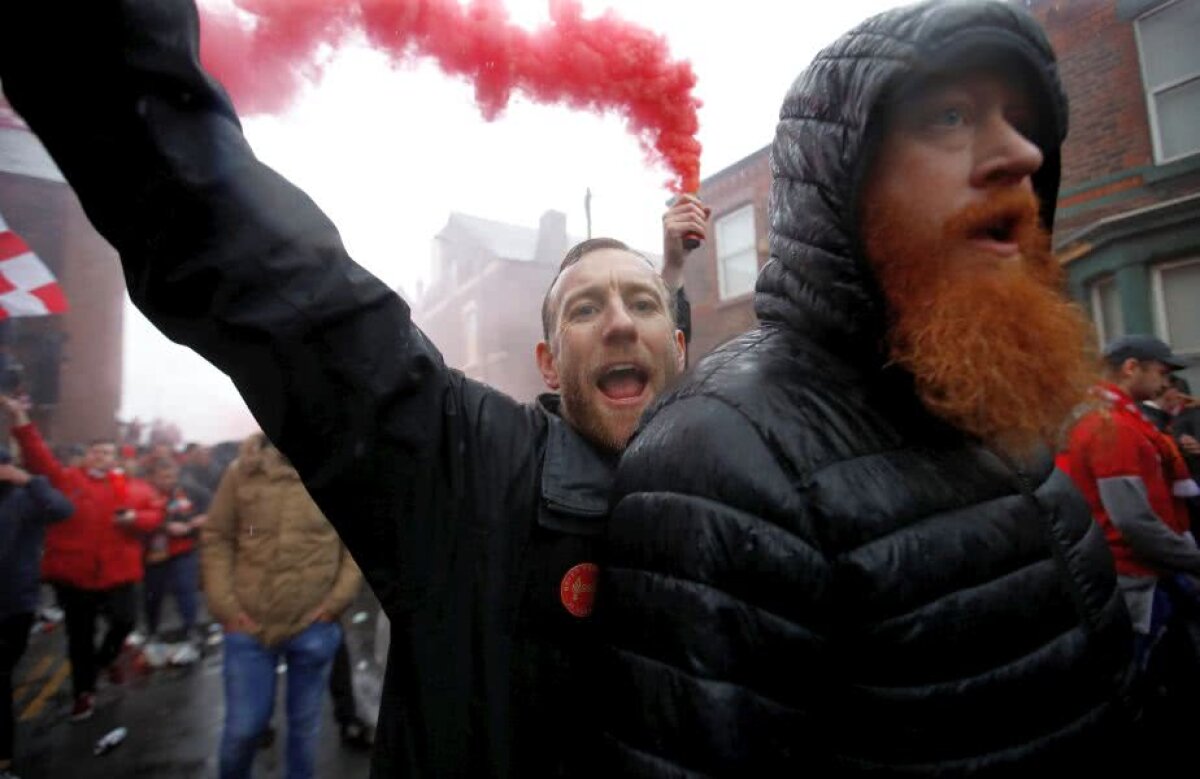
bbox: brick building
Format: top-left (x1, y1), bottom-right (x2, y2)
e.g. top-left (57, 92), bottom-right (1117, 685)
top-left (414, 210), bottom-right (665, 402)
top-left (686, 0), bottom-right (1200, 378)
top-left (0, 99), bottom-right (125, 445)
top-left (1032, 0), bottom-right (1200, 388)
top-left (413, 210), bottom-right (575, 402)
top-left (683, 146), bottom-right (770, 360)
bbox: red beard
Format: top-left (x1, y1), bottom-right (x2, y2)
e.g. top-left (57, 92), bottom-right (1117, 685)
top-left (864, 189), bottom-right (1099, 457)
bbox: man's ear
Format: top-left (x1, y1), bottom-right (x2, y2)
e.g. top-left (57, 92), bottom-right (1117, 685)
top-left (536, 341), bottom-right (561, 391)
top-left (1122, 357), bottom-right (1141, 379)
top-left (673, 330), bottom-right (686, 372)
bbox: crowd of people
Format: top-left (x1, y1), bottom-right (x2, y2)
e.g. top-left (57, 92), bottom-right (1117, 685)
top-left (0, 409), bottom-right (376, 779)
top-left (3, 0), bottom-right (1200, 777)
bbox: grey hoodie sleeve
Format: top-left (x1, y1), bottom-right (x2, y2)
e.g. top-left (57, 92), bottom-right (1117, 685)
top-left (1098, 475), bottom-right (1200, 575)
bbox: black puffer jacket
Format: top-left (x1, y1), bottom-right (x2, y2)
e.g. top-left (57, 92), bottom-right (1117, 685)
top-left (599, 1), bottom-right (1136, 775)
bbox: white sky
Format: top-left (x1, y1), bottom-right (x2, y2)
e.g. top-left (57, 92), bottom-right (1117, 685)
top-left (121, 0), bottom-right (906, 443)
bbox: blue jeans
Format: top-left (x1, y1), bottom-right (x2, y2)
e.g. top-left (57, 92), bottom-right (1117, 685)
top-left (143, 549), bottom-right (199, 637)
top-left (219, 621), bottom-right (342, 779)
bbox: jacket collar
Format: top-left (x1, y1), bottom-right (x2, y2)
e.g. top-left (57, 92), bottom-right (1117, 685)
top-left (1097, 381), bottom-right (1143, 418)
top-left (537, 393), bottom-right (617, 517)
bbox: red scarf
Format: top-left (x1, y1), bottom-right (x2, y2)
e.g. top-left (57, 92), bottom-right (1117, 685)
top-left (1099, 382), bottom-right (1195, 531)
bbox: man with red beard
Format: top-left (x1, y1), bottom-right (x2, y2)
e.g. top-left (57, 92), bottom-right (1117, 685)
top-left (599, 1), bottom-right (1138, 775)
top-left (0, 3), bottom-right (693, 774)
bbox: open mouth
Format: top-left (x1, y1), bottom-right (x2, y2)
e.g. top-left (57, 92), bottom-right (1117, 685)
top-left (968, 213), bottom-right (1020, 250)
top-left (596, 363), bottom-right (650, 402)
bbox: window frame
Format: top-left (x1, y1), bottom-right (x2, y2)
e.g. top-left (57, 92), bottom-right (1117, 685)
top-left (1134, 0), bottom-right (1200, 164)
top-left (1151, 256), bottom-right (1200, 356)
top-left (714, 203), bottom-right (758, 301)
top-left (1089, 274), bottom-right (1123, 347)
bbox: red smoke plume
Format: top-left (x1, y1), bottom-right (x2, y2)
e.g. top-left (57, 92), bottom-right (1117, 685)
top-left (198, 0), bottom-right (702, 191)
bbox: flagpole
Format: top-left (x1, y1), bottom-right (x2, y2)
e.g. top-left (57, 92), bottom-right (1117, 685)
top-left (584, 188), bottom-right (592, 240)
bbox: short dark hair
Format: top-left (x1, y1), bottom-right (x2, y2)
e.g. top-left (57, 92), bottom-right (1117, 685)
top-left (540, 238), bottom-right (661, 342)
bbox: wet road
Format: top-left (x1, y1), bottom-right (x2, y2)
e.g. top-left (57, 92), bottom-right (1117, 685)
top-left (10, 591), bottom-right (385, 778)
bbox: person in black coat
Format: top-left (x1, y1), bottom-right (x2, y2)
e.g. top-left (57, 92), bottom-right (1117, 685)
top-left (599, 1), bottom-right (1139, 775)
top-left (0, 443), bottom-right (74, 777)
top-left (0, 4), bottom-right (698, 776)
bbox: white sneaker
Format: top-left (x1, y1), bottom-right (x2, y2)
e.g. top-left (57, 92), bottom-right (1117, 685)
top-left (39, 606), bottom-right (64, 623)
top-left (143, 641), bottom-right (168, 669)
top-left (169, 642), bottom-right (200, 666)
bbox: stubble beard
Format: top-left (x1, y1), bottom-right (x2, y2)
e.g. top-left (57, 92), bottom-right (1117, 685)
top-left (558, 342), bottom-right (681, 454)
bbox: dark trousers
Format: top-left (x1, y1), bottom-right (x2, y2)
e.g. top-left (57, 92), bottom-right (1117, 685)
top-left (0, 613), bottom-right (33, 763)
top-left (328, 635), bottom-right (356, 725)
top-left (53, 584), bottom-right (136, 697)
top-left (143, 550), bottom-right (199, 637)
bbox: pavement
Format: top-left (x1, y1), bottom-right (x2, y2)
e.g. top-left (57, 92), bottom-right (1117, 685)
top-left (9, 588), bottom-right (385, 779)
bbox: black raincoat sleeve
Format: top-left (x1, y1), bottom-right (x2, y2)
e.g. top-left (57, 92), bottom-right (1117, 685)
top-left (0, 0), bottom-right (539, 616)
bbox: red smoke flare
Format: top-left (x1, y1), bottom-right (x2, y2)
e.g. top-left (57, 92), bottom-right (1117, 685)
top-left (198, 0), bottom-right (702, 191)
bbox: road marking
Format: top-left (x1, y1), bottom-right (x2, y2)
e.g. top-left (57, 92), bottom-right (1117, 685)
top-left (13, 654), bottom-right (55, 705)
top-left (19, 661), bottom-right (70, 722)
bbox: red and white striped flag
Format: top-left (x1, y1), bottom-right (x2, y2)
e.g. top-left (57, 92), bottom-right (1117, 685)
top-left (0, 211), bottom-right (69, 319)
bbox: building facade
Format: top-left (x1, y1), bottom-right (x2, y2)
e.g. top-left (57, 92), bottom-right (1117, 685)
top-left (0, 98), bottom-right (125, 445)
top-left (413, 210), bottom-right (574, 403)
top-left (1034, 0), bottom-right (1200, 386)
top-left (685, 146), bottom-right (770, 360)
top-left (686, 0), bottom-right (1200, 384)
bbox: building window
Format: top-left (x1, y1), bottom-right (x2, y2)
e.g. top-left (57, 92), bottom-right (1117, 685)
top-left (1135, 0), bottom-right (1200, 163)
top-left (1152, 257), bottom-right (1200, 352)
top-left (716, 205), bottom-right (757, 300)
top-left (1153, 257), bottom-right (1200, 390)
top-left (1089, 275), bottom-right (1124, 347)
top-left (462, 302), bottom-right (479, 367)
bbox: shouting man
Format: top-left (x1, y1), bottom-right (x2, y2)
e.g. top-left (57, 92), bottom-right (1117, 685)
top-left (0, 3), bottom-right (699, 775)
top-left (599, 0), bottom-right (1137, 774)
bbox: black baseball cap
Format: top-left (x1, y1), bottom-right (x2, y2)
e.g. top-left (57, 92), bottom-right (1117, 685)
top-left (1103, 334), bottom-right (1187, 370)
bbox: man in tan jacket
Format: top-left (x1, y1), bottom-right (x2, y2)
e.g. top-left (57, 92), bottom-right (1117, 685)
top-left (202, 432), bottom-right (362, 779)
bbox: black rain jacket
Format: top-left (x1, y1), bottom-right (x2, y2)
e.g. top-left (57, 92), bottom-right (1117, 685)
top-left (0, 2), bottom-right (637, 775)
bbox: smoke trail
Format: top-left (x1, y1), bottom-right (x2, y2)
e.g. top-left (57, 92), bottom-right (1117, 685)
top-left (198, 0), bottom-right (702, 191)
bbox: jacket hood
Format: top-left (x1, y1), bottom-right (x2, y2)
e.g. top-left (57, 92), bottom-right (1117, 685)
top-left (236, 432), bottom-right (299, 481)
top-left (757, 0), bottom-right (1068, 365)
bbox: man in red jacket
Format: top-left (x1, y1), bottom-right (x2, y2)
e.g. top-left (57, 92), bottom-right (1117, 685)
top-left (1061, 335), bottom-right (1200, 663)
top-left (1, 397), bottom-right (163, 721)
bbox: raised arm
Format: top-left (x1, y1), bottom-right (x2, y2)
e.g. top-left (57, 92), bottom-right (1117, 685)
top-left (0, 0), bottom-right (533, 615)
top-left (3, 398), bottom-right (67, 490)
